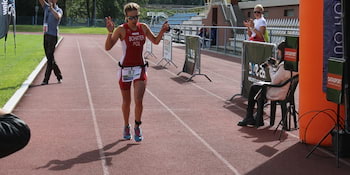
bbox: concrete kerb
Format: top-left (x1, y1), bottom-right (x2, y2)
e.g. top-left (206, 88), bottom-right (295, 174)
top-left (2, 36), bottom-right (64, 113)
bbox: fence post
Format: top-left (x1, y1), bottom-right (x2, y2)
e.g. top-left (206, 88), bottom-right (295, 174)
top-left (224, 28), bottom-right (227, 54)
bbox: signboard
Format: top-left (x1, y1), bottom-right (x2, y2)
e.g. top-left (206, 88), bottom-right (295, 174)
top-left (144, 39), bottom-right (156, 59)
top-left (157, 33), bottom-right (176, 67)
top-left (178, 35), bottom-right (211, 81)
top-left (146, 39), bottom-right (152, 53)
top-left (284, 35), bottom-right (299, 72)
top-left (182, 35), bottom-right (199, 75)
top-left (163, 34), bottom-right (172, 61)
top-left (326, 58), bottom-right (345, 104)
top-left (241, 41), bottom-right (275, 98)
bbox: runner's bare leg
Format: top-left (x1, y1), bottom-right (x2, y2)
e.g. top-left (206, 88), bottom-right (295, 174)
top-left (121, 89), bottom-right (131, 126)
top-left (134, 80), bottom-right (146, 124)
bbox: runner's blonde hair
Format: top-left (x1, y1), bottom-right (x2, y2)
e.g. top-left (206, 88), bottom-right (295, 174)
top-left (124, 2), bottom-right (140, 16)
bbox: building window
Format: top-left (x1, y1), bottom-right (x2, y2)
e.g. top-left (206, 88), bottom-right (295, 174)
top-left (247, 11), bottom-right (251, 18)
top-left (284, 9), bottom-right (294, 17)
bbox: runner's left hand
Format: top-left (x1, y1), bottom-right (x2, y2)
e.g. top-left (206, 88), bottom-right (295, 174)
top-left (161, 21), bottom-right (170, 32)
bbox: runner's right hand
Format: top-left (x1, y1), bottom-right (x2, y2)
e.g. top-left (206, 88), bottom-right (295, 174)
top-left (105, 16), bottom-right (115, 33)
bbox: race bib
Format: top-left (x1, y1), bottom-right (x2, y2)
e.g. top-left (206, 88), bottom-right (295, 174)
top-left (121, 66), bottom-right (142, 82)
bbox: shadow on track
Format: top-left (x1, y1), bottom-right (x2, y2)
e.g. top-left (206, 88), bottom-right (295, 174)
top-left (36, 139), bottom-right (139, 171)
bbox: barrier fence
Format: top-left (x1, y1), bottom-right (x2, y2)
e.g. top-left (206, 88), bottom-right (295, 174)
top-left (157, 33), bottom-right (177, 68)
top-left (152, 24), bottom-right (299, 57)
top-left (144, 39), bottom-right (157, 59)
top-left (230, 41), bottom-right (276, 99)
top-left (178, 35), bottom-right (211, 82)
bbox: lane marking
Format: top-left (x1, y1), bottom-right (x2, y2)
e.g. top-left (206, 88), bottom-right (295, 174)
top-left (144, 60), bottom-right (301, 140)
top-left (146, 89), bottom-right (241, 175)
top-left (77, 40), bottom-right (110, 175)
top-left (98, 44), bottom-right (241, 175)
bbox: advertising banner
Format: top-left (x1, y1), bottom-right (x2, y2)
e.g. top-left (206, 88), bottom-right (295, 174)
top-left (146, 39), bottom-right (152, 54)
top-left (157, 33), bottom-right (176, 67)
top-left (323, 0), bottom-right (343, 91)
top-left (241, 41), bottom-right (275, 98)
top-left (163, 34), bottom-right (172, 61)
top-left (284, 36), bottom-right (299, 72)
top-left (144, 39), bottom-right (156, 59)
top-left (182, 35), bottom-right (200, 75)
top-left (326, 57), bottom-right (345, 104)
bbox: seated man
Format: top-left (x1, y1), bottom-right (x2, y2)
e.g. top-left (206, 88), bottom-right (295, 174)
top-left (237, 41), bottom-right (298, 127)
top-left (0, 109), bottom-right (31, 158)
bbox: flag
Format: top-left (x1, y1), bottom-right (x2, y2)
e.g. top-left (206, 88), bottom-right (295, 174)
top-left (0, 0), bottom-right (16, 53)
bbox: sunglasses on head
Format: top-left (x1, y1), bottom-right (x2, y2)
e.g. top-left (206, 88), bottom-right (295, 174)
top-left (127, 15), bottom-right (139, 20)
top-left (254, 11), bottom-right (262, 14)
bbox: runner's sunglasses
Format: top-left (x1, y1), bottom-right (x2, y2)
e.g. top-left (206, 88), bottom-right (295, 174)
top-left (127, 15), bottom-right (139, 20)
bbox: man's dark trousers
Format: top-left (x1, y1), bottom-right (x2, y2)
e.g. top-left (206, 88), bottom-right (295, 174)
top-left (43, 34), bottom-right (62, 83)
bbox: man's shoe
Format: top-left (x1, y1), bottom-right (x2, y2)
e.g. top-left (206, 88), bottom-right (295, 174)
top-left (41, 81), bottom-right (48, 85)
top-left (123, 125), bottom-right (131, 140)
top-left (57, 76), bottom-right (63, 83)
top-left (254, 115), bottom-right (265, 128)
top-left (237, 118), bottom-right (256, 126)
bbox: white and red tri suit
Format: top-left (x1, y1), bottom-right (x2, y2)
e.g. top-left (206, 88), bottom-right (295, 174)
top-left (118, 22), bottom-right (147, 90)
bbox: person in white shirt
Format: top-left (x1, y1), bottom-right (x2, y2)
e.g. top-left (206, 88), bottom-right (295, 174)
top-left (237, 42), bottom-right (298, 127)
top-left (244, 4), bottom-right (267, 42)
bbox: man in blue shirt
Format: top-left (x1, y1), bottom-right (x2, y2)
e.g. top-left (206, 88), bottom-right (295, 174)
top-left (39, 0), bottom-right (63, 85)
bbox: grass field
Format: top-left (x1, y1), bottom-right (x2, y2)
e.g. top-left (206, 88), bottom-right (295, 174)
top-left (0, 34), bottom-right (45, 107)
top-left (15, 25), bottom-right (108, 34)
top-left (1, 25), bottom-right (110, 108)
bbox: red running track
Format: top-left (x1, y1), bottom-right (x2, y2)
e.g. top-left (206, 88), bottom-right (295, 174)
top-left (1, 34), bottom-right (350, 175)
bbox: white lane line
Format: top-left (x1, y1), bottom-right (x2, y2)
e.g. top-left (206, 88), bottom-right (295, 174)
top-left (146, 89), bottom-right (241, 175)
top-left (98, 45), bottom-right (240, 175)
top-left (148, 59), bottom-right (248, 111)
top-left (77, 40), bottom-right (110, 175)
top-left (145, 60), bottom-right (304, 140)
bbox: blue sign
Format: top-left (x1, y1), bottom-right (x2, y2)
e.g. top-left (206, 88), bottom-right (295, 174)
top-left (323, 0), bottom-right (343, 91)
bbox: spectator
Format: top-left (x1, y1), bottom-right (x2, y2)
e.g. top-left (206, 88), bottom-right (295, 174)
top-left (39, 0), bottom-right (63, 85)
top-left (237, 41), bottom-right (298, 127)
top-left (210, 23), bottom-right (217, 45)
top-left (244, 4), bottom-right (267, 42)
top-left (198, 27), bottom-right (209, 47)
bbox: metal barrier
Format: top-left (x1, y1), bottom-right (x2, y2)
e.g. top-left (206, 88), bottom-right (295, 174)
top-left (144, 39), bottom-right (157, 59)
top-left (177, 35), bottom-right (211, 82)
top-left (230, 41), bottom-right (276, 100)
top-left (150, 24), bottom-right (299, 57)
top-left (157, 33), bottom-right (177, 68)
